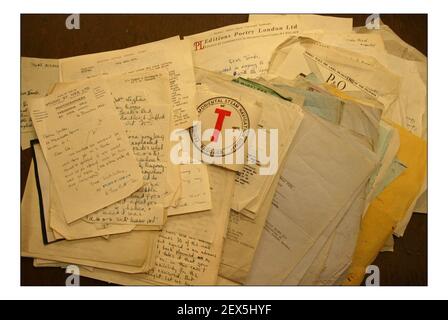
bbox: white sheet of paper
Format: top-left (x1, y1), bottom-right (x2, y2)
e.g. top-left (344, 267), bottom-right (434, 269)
top-left (244, 112), bottom-right (378, 284)
top-left (289, 182), bottom-right (368, 285)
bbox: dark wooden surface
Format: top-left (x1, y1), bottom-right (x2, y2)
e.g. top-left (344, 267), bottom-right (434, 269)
top-left (20, 14), bottom-right (427, 286)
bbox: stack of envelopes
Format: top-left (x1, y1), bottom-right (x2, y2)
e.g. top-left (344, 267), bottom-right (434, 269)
top-left (20, 14), bottom-right (427, 285)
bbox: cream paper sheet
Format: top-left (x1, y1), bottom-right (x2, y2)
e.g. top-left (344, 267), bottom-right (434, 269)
top-left (167, 164), bottom-right (212, 216)
top-left (29, 165), bottom-right (235, 285)
top-left (59, 36), bottom-right (197, 130)
top-left (248, 14), bottom-right (352, 32)
top-left (28, 79), bottom-right (144, 223)
top-left (32, 142), bottom-right (64, 243)
top-left (21, 57), bottom-right (60, 149)
top-left (191, 69), bottom-right (263, 172)
top-left (193, 70), bottom-right (305, 217)
top-left (81, 73), bottom-right (171, 226)
top-left (21, 162), bottom-right (159, 274)
top-left (185, 16), bottom-right (351, 79)
top-left (268, 37), bottom-right (400, 112)
top-left (32, 142), bottom-right (136, 241)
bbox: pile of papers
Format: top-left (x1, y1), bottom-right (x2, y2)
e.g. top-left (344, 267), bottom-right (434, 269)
top-left (20, 14), bottom-right (427, 285)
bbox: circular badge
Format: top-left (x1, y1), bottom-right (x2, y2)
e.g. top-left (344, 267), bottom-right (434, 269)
top-left (190, 96), bottom-right (250, 157)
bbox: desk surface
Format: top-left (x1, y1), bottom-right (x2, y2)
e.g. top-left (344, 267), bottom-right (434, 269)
top-left (20, 14), bottom-right (427, 286)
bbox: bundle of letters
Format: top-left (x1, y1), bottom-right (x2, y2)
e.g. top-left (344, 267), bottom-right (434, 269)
top-left (20, 14), bottom-right (427, 285)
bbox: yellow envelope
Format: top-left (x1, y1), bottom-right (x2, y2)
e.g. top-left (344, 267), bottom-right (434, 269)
top-left (343, 122), bottom-right (427, 285)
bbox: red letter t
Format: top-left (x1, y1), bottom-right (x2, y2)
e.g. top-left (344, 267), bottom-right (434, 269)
top-left (211, 108), bottom-right (232, 142)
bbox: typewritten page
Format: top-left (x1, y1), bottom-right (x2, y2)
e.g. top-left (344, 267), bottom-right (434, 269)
top-left (59, 37), bottom-right (197, 130)
top-left (186, 16), bottom-right (352, 79)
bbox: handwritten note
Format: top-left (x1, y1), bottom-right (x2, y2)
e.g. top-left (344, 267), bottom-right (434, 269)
top-left (167, 164), bottom-right (212, 216)
top-left (83, 73), bottom-right (171, 226)
top-left (21, 57), bottom-right (60, 149)
top-left (29, 79), bottom-right (143, 223)
top-left (146, 166), bottom-right (235, 285)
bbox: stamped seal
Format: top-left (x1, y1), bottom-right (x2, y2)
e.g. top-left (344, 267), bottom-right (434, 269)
top-left (190, 96), bottom-right (250, 157)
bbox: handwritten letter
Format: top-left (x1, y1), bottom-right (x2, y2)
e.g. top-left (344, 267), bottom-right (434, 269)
top-left (83, 73), bottom-right (171, 225)
top-left (21, 57), bottom-right (60, 149)
top-left (29, 79), bottom-right (143, 223)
